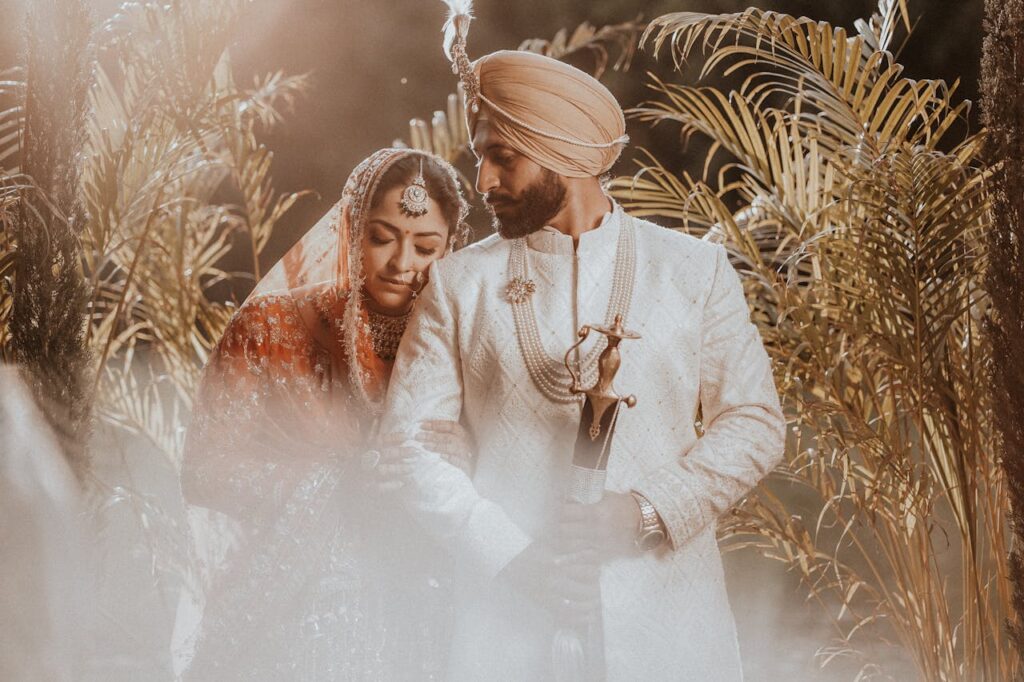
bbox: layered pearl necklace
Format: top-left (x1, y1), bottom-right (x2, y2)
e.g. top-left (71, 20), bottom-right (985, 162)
top-left (505, 211), bottom-right (636, 404)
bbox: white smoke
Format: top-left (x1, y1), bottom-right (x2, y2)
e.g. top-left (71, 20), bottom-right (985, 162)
top-left (0, 364), bottom-right (913, 681)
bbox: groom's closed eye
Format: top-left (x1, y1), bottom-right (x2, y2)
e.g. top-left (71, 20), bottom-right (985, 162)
top-left (474, 144), bottom-right (517, 168)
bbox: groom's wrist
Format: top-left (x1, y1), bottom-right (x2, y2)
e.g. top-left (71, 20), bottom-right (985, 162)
top-left (630, 491), bottom-right (667, 551)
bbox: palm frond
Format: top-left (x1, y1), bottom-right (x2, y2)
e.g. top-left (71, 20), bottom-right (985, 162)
top-left (0, 177), bottom-right (20, 361)
top-left (642, 9), bottom-right (965, 152)
top-left (0, 68), bottom-right (24, 172)
top-left (518, 19), bottom-right (644, 79)
top-left (8, 0), bottom-right (95, 477)
top-left (239, 71), bottom-right (311, 130)
top-left (623, 4), bottom-right (1013, 678)
top-left (80, 0), bottom-right (306, 473)
top-left (219, 114), bottom-right (312, 279)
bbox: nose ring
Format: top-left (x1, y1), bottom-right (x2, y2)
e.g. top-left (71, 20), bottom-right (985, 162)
top-left (410, 271), bottom-right (427, 299)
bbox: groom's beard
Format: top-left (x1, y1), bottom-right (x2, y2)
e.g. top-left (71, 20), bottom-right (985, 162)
top-left (486, 169), bottom-right (567, 239)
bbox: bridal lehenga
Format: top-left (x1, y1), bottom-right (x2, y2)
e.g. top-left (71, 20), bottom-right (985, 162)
top-left (179, 149), bottom-right (464, 680)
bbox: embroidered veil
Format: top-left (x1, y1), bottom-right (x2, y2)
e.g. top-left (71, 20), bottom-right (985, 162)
top-left (179, 148), bottom-right (468, 680)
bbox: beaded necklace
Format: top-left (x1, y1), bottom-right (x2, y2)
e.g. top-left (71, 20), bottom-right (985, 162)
top-left (313, 290), bottom-right (410, 364)
top-left (505, 210), bottom-right (636, 404)
top-left (362, 307), bottom-right (411, 362)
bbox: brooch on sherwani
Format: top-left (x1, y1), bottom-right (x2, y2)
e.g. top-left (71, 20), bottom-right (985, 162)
top-left (505, 275), bottom-right (536, 303)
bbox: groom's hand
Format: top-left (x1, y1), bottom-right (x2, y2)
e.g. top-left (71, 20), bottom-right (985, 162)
top-left (559, 491), bottom-right (642, 558)
top-left (498, 541), bottom-right (601, 620)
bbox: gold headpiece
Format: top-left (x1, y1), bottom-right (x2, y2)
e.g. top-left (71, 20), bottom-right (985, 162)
top-left (399, 156), bottom-right (429, 217)
top-left (441, 0), bottom-right (480, 113)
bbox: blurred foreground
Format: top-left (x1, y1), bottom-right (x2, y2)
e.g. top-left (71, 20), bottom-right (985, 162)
top-left (1, 365), bottom-right (914, 681)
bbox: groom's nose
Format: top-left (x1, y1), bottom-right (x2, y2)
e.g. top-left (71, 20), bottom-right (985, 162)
top-left (476, 160), bottom-right (499, 195)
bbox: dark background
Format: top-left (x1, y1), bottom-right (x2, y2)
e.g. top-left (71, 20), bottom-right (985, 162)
top-left (0, 0), bottom-right (985, 271)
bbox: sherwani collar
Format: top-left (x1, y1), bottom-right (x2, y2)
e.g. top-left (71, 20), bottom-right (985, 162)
top-left (524, 202), bottom-right (621, 256)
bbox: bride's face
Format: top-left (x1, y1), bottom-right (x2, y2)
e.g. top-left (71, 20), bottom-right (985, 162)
top-left (361, 185), bottom-right (450, 315)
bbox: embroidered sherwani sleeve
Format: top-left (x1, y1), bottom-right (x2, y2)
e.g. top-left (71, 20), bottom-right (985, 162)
top-left (382, 261), bottom-right (533, 581)
top-left (633, 245), bottom-right (785, 549)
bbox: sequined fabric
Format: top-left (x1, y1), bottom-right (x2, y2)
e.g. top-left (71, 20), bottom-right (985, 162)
top-left (180, 146), bottom-right (466, 681)
top-left (181, 288), bottom-right (451, 681)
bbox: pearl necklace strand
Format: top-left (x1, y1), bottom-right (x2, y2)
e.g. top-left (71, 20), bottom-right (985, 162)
top-left (506, 211), bottom-right (636, 404)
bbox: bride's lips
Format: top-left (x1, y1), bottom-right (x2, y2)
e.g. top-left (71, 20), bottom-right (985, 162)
top-left (379, 275), bottom-right (413, 288)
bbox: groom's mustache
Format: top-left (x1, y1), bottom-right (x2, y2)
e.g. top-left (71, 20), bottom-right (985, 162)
top-left (484, 191), bottom-right (517, 207)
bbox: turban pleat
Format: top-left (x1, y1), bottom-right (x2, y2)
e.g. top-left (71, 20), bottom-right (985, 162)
top-left (467, 50), bottom-right (627, 178)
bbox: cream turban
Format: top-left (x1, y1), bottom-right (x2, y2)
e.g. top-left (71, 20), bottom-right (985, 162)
top-left (467, 50), bottom-right (628, 179)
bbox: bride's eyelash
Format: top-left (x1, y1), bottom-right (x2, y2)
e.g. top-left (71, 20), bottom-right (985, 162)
top-left (416, 247), bottom-right (438, 256)
top-left (370, 235), bottom-right (392, 245)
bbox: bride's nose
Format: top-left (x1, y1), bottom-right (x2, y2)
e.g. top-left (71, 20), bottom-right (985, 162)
top-left (390, 239), bottom-right (415, 273)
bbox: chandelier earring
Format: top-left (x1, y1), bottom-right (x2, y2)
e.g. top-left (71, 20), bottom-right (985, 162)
top-left (400, 157), bottom-right (430, 217)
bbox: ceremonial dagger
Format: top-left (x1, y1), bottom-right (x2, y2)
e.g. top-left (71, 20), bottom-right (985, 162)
top-left (553, 313), bottom-right (640, 682)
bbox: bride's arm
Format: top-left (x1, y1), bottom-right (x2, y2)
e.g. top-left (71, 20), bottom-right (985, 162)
top-left (181, 296), bottom-right (323, 522)
top-left (381, 260), bottom-right (532, 582)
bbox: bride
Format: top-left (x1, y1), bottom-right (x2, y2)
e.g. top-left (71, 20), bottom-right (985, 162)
top-left (180, 148), bottom-right (472, 680)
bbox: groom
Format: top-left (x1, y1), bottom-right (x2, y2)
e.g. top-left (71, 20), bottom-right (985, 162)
top-left (381, 48), bottom-right (785, 680)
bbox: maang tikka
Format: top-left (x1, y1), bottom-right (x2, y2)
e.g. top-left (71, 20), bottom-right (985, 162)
top-left (400, 157), bottom-right (429, 217)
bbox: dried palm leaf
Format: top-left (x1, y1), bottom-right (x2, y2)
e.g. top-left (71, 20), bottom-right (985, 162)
top-left (79, 0), bottom-right (306, 472)
top-left (615, 1), bottom-right (1014, 678)
top-left (642, 7), bottom-right (965, 153)
top-left (518, 19), bottom-right (643, 79)
top-left (0, 68), bottom-right (24, 172)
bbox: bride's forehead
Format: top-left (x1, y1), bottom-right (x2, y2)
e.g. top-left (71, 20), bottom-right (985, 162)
top-left (365, 211), bottom-right (448, 239)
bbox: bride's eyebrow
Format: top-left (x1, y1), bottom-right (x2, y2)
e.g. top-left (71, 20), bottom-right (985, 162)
top-left (369, 219), bottom-right (443, 239)
top-left (367, 219), bottom-right (398, 233)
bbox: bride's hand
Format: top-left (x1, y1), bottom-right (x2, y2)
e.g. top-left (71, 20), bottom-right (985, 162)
top-left (371, 421), bottom-right (475, 493)
top-left (415, 420), bottom-right (475, 475)
top-left (370, 434), bottom-right (417, 493)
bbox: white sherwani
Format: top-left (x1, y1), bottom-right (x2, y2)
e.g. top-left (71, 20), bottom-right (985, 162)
top-left (382, 206), bottom-right (785, 681)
